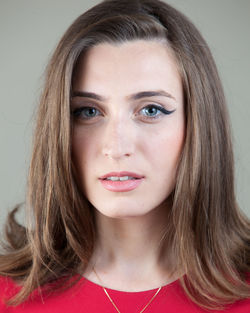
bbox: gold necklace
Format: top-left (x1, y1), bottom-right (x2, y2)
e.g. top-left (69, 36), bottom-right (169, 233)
top-left (92, 267), bottom-right (162, 313)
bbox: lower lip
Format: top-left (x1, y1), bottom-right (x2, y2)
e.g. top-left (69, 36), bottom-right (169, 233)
top-left (99, 178), bottom-right (143, 192)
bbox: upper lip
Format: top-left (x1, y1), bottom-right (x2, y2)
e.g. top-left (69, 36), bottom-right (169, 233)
top-left (99, 171), bottom-right (144, 180)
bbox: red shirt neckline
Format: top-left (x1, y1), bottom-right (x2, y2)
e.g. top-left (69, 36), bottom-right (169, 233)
top-left (81, 275), bottom-right (181, 294)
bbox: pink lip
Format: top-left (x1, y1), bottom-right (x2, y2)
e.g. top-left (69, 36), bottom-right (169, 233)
top-left (99, 171), bottom-right (144, 179)
top-left (100, 179), bottom-right (143, 192)
top-left (99, 171), bottom-right (145, 192)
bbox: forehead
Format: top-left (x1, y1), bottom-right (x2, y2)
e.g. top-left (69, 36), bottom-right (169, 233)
top-left (74, 39), bottom-right (176, 74)
top-left (73, 40), bottom-right (182, 101)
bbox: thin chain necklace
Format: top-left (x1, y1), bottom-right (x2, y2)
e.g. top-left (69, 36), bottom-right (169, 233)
top-left (92, 267), bottom-right (162, 313)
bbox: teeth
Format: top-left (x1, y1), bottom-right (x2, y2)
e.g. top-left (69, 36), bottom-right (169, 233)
top-left (120, 176), bottom-right (135, 181)
top-left (106, 176), bottom-right (136, 181)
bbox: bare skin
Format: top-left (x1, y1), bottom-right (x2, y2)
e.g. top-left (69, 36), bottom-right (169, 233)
top-left (83, 200), bottom-right (179, 291)
top-left (72, 40), bottom-right (185, 291)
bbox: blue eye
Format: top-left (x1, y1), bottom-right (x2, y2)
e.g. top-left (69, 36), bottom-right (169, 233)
top-left (140, 105), bottom-right (175, 118)
top-left (71, 107), bottom-right (101, 119)
top-left (71, 104), bottom-right (175, 122)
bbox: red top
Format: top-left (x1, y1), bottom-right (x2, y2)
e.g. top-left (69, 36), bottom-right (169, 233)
top-left (0, 275), bottom-right (249, 312)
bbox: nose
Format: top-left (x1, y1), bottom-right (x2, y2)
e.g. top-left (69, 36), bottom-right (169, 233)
top-left (101, 117), bottom-right (135, 160)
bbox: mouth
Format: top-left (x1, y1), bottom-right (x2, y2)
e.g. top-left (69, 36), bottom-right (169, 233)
top-left (99, 171), bottom-right (144, 180)
top-left (99, 171), bottom-right (144, 192)
top-left (102, 176), bottom-right (139, 181)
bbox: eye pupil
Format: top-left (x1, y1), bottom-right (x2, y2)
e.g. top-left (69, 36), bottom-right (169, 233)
top-left (146, 106), bottom-right (157, 116)
top-left (85, 108), bottom-right (96, 117)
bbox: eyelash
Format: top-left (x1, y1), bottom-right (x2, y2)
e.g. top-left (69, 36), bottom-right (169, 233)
top-left (71, 104), bottom-right (175, 121)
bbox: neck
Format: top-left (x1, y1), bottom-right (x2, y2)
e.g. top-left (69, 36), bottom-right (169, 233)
top-left (84, 202), bottom-right (180, 290)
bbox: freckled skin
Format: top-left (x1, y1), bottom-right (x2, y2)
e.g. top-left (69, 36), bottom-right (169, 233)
top-left (72, 40), bottom-right (185, 219)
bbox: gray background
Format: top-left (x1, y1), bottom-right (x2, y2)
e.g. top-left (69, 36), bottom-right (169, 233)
top-left (0, 0), bottom-right (249, 231)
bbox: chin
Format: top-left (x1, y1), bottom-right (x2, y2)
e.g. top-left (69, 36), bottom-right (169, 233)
top-left (93, 203), bottom-right (156, 220)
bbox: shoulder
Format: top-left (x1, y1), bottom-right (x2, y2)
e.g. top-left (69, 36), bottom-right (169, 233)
top-left (0, 275), bottom-right (249, 312)
top-left (0, 276), bottom-right (21, 311)
top-left (0, 275), bottom-right (88, 312)
top-left (217, 273), bottom-right (250, 312)
top-left (0, 276), bottom-right (20, 297)
top-left (164, 276), bottom-right (250, 312)
top-left (222, 298), bottom-right (250, 313)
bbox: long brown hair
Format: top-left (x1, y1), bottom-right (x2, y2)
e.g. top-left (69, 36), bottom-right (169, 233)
top-left (1, 0), bottom-right (249, 309)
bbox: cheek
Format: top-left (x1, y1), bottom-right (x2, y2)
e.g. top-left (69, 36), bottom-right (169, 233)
top-left (72, 130), bottom-right (94, 171)
top-left (146, 124), bottom-right (185, 165)
top-left (72, 120), bottom-right (185, 174)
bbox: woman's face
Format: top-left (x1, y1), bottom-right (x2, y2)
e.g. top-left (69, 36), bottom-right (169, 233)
top-left (71, 40), bottom-right (185, 218)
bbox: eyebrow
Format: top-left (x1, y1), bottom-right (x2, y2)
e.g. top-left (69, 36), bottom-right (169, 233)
top-left (71, 90), bottom-right (176, 102)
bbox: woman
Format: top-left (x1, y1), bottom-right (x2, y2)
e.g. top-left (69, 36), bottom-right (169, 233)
top-left (0, 0), bottom-right (249, 312)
